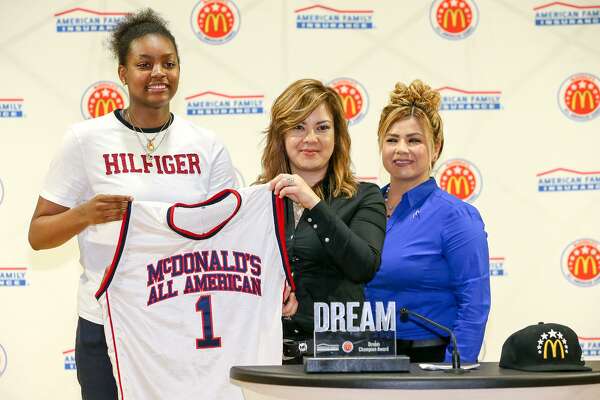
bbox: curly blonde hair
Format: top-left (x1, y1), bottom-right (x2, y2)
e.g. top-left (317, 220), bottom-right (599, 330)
top-left (256, 79), bottom-right (358, 199)
top-left (377, 80), bottom-right (444, 168)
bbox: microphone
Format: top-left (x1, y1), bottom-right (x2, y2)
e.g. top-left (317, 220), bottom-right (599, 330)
top-left (399, 307), bottom-right (468, 374)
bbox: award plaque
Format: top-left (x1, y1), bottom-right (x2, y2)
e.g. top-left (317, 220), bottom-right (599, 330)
top-left (304, 301), bottom-right (409, 373)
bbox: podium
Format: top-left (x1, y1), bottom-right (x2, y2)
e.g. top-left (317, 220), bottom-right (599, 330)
top-left (231, 361), bottom-right (600, 400)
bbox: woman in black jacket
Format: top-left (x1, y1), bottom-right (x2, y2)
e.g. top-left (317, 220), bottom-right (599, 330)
top-left (256, 79), bottom-right (386, 363)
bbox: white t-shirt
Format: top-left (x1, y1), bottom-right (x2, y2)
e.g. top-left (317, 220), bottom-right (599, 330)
top-left (41, 111), bottom-right (238, 324)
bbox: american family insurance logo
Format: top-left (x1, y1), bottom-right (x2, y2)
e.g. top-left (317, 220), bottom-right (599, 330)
top-left (185, 91), bottom-right (264, 116)
top-left (294, 4), bottom-right (373, 29)
top-left (0, 268), bottom-right (28, 287)
top-left (435, 159), bottom-right (482, 203)
top-left (579, 337), bottom-right (600, 358)
top-left (0, 98), bottom-right (24, 118)
top-left (558, 73), bottom-right (600, 121)
top-left (537, 168), bottom-right (600, 192)
top-left (54, 7), bottom-right (128, 33)
top-left (561, 239), bottom-right (600, 287)
top-left (328, 78), bottom-right (369, 125)
top-left (490, 257), bottom-right (506, 276)
top-left (430, 0), bottom-right (479, 40)
top-left (190, 0), bottom-right (240, 45)
top-left (81, 81), bottom-right (126, 119)
top-left (63, 349), bottom-right (76, 370)
top-left (534, 2), bottom-right (600, 26)
top-left (437, 87), bottom-right (502, 111)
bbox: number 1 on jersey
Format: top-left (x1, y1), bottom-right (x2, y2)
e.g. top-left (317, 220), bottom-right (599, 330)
top-left (195, 295), bottom-right (222, 348)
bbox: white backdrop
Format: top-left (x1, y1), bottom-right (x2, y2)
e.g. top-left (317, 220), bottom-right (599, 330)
top-left (1, 1), bottom-right (599, 398)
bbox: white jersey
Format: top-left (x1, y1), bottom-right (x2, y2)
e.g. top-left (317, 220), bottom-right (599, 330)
top-left (95, 185), bottom-right (294, 400)
top-left (41, 111), bottom-right (237, 323)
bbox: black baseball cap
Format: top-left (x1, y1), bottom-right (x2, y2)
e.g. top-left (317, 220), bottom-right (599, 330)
top-left (500, 322), bottom-right (591, 372)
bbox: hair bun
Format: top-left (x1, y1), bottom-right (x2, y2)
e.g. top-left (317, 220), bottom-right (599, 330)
top-left (388, 79), bottom-right (440, 113)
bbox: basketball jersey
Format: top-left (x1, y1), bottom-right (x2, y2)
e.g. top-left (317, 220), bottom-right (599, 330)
top-left (95, 184), bottom-right (294, 400)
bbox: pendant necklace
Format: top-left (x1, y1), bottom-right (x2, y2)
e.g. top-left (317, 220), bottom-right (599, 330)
top-left (126, 108), bottom-right (172, 155)
top-left (383, 185), bottom-right (396, 218)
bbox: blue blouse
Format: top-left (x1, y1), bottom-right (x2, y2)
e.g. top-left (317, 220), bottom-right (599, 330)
top-left (365, 178), bottom-right (491, 362)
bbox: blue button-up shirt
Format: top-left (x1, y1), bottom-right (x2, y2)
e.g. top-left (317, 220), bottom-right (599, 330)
top-left (365, 178), bottom-right (491, 362)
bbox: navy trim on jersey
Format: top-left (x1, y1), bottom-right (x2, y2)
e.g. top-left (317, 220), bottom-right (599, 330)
top-left (95, 201), bottom-right (132, 299)
top-left (272, 194), bottom-right (296, 291)
top-left (166, 189), bottom-right (242, 240)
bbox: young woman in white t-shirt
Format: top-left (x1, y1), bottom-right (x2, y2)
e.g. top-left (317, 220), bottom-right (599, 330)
top-left (28, 8), bottom-right (237, 399)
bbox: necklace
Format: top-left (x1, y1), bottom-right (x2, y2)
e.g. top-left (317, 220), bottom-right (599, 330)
top-left (383, 185), bottom-right (396, 218)
top-left (125, 108), bottom-right (172, 155)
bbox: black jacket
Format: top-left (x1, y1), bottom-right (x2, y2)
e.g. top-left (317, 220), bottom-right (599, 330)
top-left (283, 181), bottom-right (386, 338)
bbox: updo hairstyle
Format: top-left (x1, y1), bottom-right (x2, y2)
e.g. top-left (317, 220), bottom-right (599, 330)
top-left (377, 80), bottom-right (444, 167)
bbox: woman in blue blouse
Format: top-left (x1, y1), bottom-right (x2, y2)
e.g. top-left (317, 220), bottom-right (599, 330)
top-left (365, 80), bottom-right (490, 363)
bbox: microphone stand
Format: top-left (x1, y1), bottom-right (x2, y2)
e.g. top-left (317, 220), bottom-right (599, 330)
top-left (400, 308), bottom-right (469, 374)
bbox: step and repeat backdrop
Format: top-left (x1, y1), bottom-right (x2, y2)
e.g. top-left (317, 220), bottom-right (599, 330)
top-left (1, 0), bottom-right (599, 398)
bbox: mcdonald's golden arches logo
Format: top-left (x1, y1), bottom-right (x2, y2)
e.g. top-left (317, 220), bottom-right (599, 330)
top-left (558, 73), bottom-right (600, 121)
top-left (537, 329), bottom-right (568, 360)
top-left (80, 81), bottom-right (126, 119)
top-left (430, 0), bottom-right (479, 40)
top-left (191, 0), bottom-right (240, 45)
top-left (435, 159), bottom-right (482, 202)
top-left (327, 78), bottom-right (369, 126)
top-left (561, 239), bottom-right (600, 287)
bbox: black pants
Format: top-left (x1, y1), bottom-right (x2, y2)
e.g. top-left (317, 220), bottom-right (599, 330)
top-left (75, 318), bottom-right (118, 400)
top-left (396, 338), bottom-right (449, 363)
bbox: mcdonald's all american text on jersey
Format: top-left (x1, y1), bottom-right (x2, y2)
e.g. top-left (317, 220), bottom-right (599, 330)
top-left (145, 249), bottom-right (263, 306)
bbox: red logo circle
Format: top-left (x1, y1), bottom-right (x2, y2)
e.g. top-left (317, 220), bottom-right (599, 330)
top-left (342, 341), bottom-right (354, 353)
top-left (436, 0), bottom-right (473, 33)
top-left (558, 73), bottom-right (600, 121)
top-left (436, 159), bottom-right (482, 202)
top-left (328, 78), bottom-right (369, 125)
top-left (430, 0), bottom-right (479, 40)
top-left (566, 242), bottom-right (600, 282)
top-left (197, 2), bottom-right (235, 38)
top-left (81, 82), bottom-right (126, 119)
top-left (191, 1), bottom-right (240, 44)
top-left (564, 79), bottom-right (600, 116)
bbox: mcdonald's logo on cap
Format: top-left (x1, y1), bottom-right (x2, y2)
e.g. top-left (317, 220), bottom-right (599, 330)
top-left (558, 73), bottom-right (600, 121)
top-left (327, 78), bottom-right (369, 126)
top-left (191, 0), bottom-right (240, 45)
top-left (80, 81), bottom-right (126, 119)
top-left (561, 239), bottom-right (600, 287)
top-left (435, 158), bottom-right (482, 203)
top-left (543, 339), bottom-right (566, 359)
top-left (536, 328), bottom-right (569, 361)
top-left (430, 0), bottom-right (479, 40)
